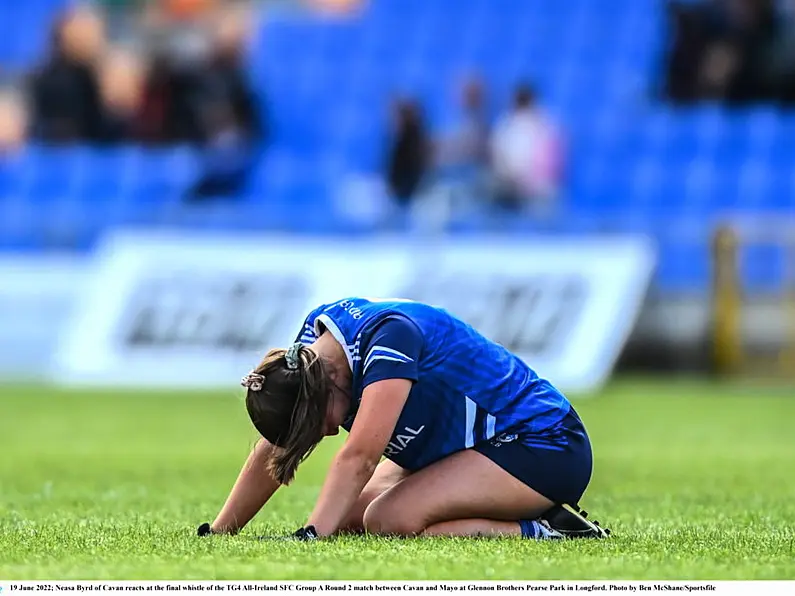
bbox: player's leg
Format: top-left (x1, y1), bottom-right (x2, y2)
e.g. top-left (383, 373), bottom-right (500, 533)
top-left (423, 519), bottom-right (525, 537)
top-left (362, 448), bottom-right (555, 537)
top-left (363, 407), bottom-right (606, 539)
top-left (422, 506), bottom-right (610, 539)
top-left (337, 458), bottom-right (411, 534)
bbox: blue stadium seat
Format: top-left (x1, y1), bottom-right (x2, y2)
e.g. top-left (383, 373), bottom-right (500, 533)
top-left (125, 148), bottom-right (199, 220)
top-left (655, 239), bottom-right (711, 293)
top-left (80, 147), bottom-right (135, 202)
top-left (23, 147), bottom-right (84, 204)
top-left (0, 152), bottom-right (29, 200)
top-left (0, 1), bottom-right (69, 72)
top-left (742, 245), bottom-right (788, 292)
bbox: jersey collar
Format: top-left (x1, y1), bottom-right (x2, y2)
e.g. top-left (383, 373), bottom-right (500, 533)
top-left (314, 314), bottom-right (353, 372)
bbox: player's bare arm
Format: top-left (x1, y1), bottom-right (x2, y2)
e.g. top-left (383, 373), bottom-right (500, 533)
top-left (205, 438), bottom-right (281, 535)
top-left (305, 378), bottom-right (411, 536)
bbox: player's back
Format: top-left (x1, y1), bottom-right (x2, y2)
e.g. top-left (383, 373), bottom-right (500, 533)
top-left (299, 298), bottom-right (572, 469)
top-left (394, 299), bottom-right (571, 436)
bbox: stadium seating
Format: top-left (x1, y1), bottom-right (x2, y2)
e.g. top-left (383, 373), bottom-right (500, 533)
top-left (0, 0), bottom-right (793, 292)
top-left (0, 0), bottom-right (70, 74)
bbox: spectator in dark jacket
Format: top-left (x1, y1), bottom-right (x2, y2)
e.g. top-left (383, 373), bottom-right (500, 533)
top-left (29, 8), bottom-right (107, 143)
top-left (386, 100), bottom-right (430, 206)
top-left (664, 0), bottom-right (783, 104)
top-left (187, 11), bottom-right (265, 200)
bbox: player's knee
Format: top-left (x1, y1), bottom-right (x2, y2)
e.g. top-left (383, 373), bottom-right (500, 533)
top-left (340, 487), bottom-right (386, 533)
top-left (362, 499), bottom-right (425, 536)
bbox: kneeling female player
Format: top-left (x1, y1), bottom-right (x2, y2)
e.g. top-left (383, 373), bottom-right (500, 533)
top-left (198, 297), bottom-right (610, 540)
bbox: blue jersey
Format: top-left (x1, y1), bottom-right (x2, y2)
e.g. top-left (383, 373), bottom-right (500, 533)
top-left (295, 297), bottom-right (571, 471)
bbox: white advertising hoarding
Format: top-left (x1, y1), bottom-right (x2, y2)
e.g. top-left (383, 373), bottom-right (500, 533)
top-left (54, 231), bottom-right (656, 393)
top-left (0, 255), bottom-right (88, 378)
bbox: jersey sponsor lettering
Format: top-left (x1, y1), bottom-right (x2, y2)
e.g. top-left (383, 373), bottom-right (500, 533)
top-left (333, 299), bottom-right (365, 320)
top-left (383, 425), bottom-right (425, 457)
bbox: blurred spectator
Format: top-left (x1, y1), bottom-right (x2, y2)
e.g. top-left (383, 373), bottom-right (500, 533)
top-left (418, 77), bottom-right (491, 225)
top-left (765, 0), bottom-right (795, 102)
top-left (134, 52), bottom-right (183, 143)
top-left (139, 0), bottom-right (216, 65)
top-left (28, 7), bottom-right (107, 143)
top-left (664, 1), bottom-right (713, 102)
top-left (386, 99), bottom-right (430, 206)
top-left (134, 0), bottom-right (215, 143)
top-left (188, 10), bottom-right (265, 200)
top-left (489, 83), bottom-right (563, 215)
top-left (664, 0), bottom-right (790, 104)
top-left (165, 0), bottom-right (218, 21)
top-left (194, 11), bottom-right (262, 146)
top-left (434, 77), bottom-right (490, 177)
top-left (0, 92), bottom-right (28, 154)
top-left (305, 0), bottom-right (365, 16)
top-left (98, 48), bottom-right (145, 142)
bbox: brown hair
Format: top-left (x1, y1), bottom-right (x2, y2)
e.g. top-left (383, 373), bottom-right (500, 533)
top-left (242, 344), bottom-right (332, 485)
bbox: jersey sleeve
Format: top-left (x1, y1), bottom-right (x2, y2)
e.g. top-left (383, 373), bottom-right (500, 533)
top-left (361, 315), bottom-right (423, 389)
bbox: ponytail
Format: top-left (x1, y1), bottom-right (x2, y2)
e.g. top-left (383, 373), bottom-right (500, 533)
top-left (242, 343), bottom-right (332, 485)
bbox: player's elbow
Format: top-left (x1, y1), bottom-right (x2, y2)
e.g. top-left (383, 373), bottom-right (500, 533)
top-left (336, 445), bottom-right (380, 478)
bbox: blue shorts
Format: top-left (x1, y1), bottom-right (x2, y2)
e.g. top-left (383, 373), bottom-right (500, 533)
top-left (473, 406), bottom-right (593, 505)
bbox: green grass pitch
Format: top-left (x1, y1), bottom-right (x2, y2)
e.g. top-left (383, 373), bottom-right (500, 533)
top-left (1, 378), bottom-right (794, 580)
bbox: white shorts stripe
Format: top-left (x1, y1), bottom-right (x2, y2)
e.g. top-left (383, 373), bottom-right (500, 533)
top-left (465, 396), bottom-right (477, 448)
top-left (486, 414), bottom-right (496, 440)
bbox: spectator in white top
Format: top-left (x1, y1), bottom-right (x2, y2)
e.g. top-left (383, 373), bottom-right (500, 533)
top-left (489, 83), bottom-right (564, 216)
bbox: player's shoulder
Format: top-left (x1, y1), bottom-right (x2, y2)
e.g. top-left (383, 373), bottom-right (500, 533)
top-left (304, 297), bottom-right (377, 342)
top-left (359, 311), bottom-right (424, 345)
top-left (306, 297), bottom-right (450, 341)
